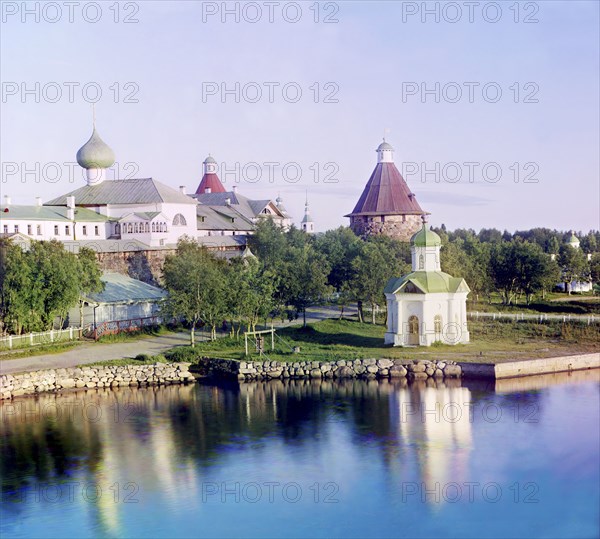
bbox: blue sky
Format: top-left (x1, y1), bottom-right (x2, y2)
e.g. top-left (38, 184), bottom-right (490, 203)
top-left (1, 0), bottom-right (598, 233)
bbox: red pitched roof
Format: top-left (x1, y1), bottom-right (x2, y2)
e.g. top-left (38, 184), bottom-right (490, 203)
top-left (346, 162), bottom-right (425, 216)
top-left (195, 173), bottom-right (226, 194)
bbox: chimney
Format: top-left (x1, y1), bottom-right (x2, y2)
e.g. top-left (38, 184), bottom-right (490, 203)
top-left (35, 197), bottom-right (42, 206)
top-left (4, 195), bottom-right (10, 206)
top-left (225, 197), bottom-right (231, 206)
top-left (66, 196), bottom-right (75, 220)
top-left (179, 185), bottom-right (187, 195)
top-left (205, 187), bottom-right (212, 194)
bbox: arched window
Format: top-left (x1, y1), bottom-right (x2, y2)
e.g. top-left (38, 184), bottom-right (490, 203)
top-left (152, 222), bottom-right (156, 232)
top-left (134, 223), bottom-right (139, 233)
top-left (145, 223), bottom-right (150, 233)
top-left (419, 254), bottom-right (424, 270)
top-left (128, 223), bottom-right (133, 234)
top-left (173, 213), bottom-right (187, 226)
top-left (159, 223), bottom-right (163, 233)
top-left (434, 315), bottom-right (442, 334)
top-left (115, 223), bottom-right (121, 235)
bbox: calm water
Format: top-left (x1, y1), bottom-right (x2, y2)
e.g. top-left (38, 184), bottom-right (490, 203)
top-left (1, 371), bottom-right (599, 539)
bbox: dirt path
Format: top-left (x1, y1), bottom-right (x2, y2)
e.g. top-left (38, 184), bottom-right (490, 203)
top-left (0, 332), bottom-right (191, 375)
top-left (0, 306), bottom-right (356, 375)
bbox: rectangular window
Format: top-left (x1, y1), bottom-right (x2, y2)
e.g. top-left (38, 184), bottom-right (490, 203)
top-left (82, 225), bottom-right (87, 236)
top-left (94, 226), bottom-right (99, 236)
top-left (27, 225), bottom-right (32, 235)
top-left (54, 225), bottom-right (59, 235)
top-left (65, 226), bottom-right (70, 236)
top-left (37, 225), bottom-right (42, 235)
top-left (14, 225), bottom-right (19, 233)
top-left (3, 225), bottom-right (7, 233)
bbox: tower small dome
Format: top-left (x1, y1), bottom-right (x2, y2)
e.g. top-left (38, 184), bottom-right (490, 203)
top-left (76, 128), bottom-right (115, 169)
top-left (204, 155), bottom-right (217, 164)
top-left (377, 141), bottom-right (394, 151)
top-left (411, 223), bottom-right (441, 247)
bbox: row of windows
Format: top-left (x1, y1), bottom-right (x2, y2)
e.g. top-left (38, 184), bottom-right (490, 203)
top-left (3, 224), bottom-right (100, 236)
top-left (116, 222), bottom-right (168, 234)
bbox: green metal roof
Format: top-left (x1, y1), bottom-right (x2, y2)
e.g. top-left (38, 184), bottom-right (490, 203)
top-left (385, 271), bottom-right (469, 294)
top-left (45, 178), bottom-right (197, 206)
top-left (85, 273), bottom-right (167, 304)
top-left (0, 205), bottom-right (108, 222)
top-left (411, 224), bottom-right (442, 247)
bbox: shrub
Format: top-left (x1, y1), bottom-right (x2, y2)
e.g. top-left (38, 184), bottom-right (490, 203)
top-left (134, 353), bottom-right (152, 362)
top-left (164, 346), bottom-right (202, 363)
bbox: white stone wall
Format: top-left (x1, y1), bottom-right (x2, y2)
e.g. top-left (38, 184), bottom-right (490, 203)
top-left (385, 292), bottom-right (470, 347)
top-left (0, 217), bottom-right (108, 241)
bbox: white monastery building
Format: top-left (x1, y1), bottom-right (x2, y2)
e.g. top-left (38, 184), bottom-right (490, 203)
top-left (0, 123), bottom-right (293, 253)
top-left (384, 218), bottom-right (470, 347)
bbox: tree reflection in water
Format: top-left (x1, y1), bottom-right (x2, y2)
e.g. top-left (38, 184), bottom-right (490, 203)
top-left (0, 374), bottom-right (552, 530)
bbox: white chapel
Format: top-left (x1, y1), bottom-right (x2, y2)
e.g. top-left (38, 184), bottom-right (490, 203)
top-left (384, 218), bottom-right (470, 346)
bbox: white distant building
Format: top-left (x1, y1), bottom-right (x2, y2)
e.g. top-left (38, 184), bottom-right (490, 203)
top-left (556, 232), bottom-right (593, 293)
top-left (384, 218), bottom-right (470, 347)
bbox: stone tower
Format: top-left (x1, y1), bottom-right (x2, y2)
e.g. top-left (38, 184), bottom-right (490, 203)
top-left (346, 140), bottom-right (427, 241)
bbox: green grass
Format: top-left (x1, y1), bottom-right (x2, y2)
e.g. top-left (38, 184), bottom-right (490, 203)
top-left (183, 317), bottom-right (599, 365)
top-left (82, 353), bottom-right (170, 368)
top-left (467, 294), bottom-right (600, 315)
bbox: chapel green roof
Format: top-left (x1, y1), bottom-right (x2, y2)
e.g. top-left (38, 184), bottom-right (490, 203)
top-left (384, 271), bottom-right (469, 295)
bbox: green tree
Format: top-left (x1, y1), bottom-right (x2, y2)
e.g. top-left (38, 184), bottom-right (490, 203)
top-left (489, 242), bottom-right (520, 305)
top-left (282, 244), bottom-right (330, 327)
top-left (227, 257), bottom-right (277, 335)
top-left (580, 232), bottom-right (598, 254)
top-left (590, 253), bottom-right (600, 284)
top-left (0, 240), bottom-right (36, 333)
top-left (557, 244), bottom-right (589, 294)
top-left (513, 243), bottom-right (560, 304)
top-left (0, 240), bottom-right (91, 333)
top-left (163, 238), bottom-right (228, 345)
top-left (77, 248), bottom-right (104, 334)
top-left (28, 241), bottom-right (81, 330)
top-left (350, 241), bottom-right (392, 324)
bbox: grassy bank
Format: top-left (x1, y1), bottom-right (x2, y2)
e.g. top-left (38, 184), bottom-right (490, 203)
top-left (467, 294), bottom-right (600, 315)
top-left (151, 317), bottom-right (599, 366)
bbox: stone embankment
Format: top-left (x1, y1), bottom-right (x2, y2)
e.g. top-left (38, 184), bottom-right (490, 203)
top-left (0, 363), bottom-right (195, 400)
top-left (208, 358), bottom-right (462, 382)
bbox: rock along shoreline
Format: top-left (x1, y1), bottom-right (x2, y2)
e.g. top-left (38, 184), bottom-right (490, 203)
top-left (1, 363), bottom-right (195, 400)
top-left (2, 352), bottom-right (597, 400)
top-left (208, 358), bottom-right (462, 382)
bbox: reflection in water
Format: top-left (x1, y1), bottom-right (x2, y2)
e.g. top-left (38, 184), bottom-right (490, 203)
top-left (1, 371), bottom-right (598, 539)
